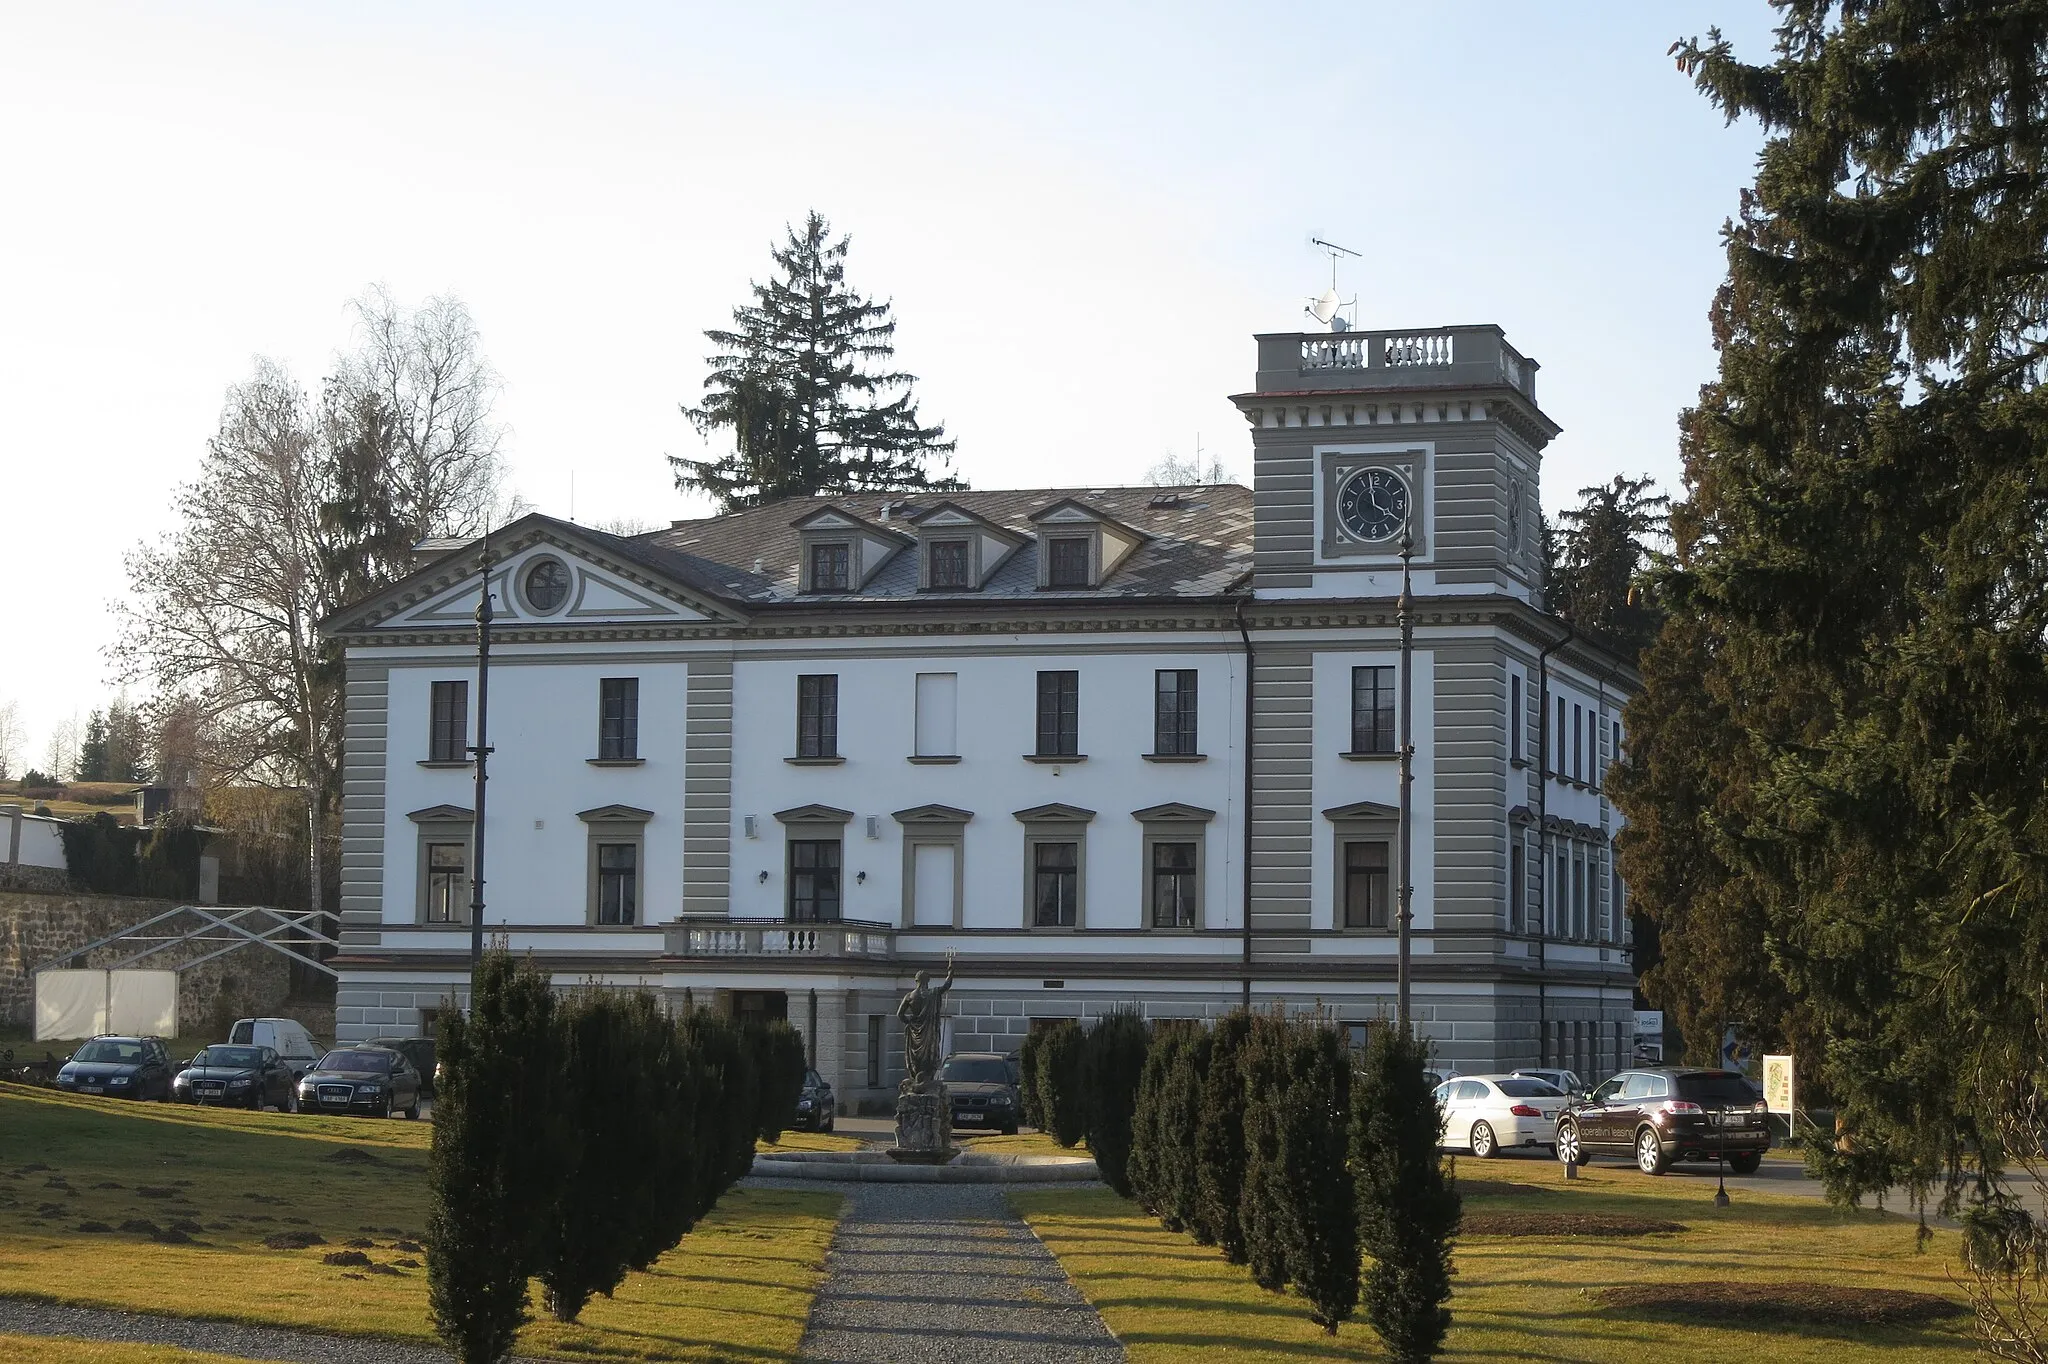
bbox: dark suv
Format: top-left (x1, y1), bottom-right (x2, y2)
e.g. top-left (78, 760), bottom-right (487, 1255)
top-left (1554, 1067), bottom-right (1770, 1175)
top-left (941, 1053), bottom-right (1021, 1135)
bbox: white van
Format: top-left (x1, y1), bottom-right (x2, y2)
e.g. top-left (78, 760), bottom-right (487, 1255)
top-left (228, 1018), bottom-right (322, 1078)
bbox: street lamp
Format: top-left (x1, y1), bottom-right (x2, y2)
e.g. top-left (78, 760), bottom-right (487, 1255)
top-left (467, 535), bottom-right (497, 977)
top-left (1395, 521), bottom-right (1416, 1032)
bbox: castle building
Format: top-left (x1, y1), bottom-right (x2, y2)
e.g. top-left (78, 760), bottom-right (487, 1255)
top-left (324, 323), bottom-right (1639, 1105)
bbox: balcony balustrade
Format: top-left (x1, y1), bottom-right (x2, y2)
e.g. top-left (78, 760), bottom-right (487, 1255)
top-left (1254, 324), bottom-right (1538, 401)
top-left (666, 915), bottom-right (895, 960)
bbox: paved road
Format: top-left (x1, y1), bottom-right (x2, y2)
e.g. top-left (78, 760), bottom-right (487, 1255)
top-left (791, 1181), bottom-right (1123, 1364)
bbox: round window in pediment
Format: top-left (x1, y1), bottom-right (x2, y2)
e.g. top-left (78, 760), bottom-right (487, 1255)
top-left (522, 557), bottom-right (571, 614)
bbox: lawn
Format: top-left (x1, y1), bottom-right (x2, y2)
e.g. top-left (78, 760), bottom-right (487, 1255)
top-left (0, 1337), bottom-right (251, 1364)
top-left (0, 1084), bottom-right (843, 1362)
top-left (1012, 1156), bottom-right (1979, 1363)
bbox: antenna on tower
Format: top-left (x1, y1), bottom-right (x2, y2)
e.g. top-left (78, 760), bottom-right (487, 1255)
top-left (1306, 236), bottom-right (1360, 332)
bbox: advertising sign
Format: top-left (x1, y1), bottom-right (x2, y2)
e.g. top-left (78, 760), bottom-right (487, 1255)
top-left (1632, 1010), bottom-right (1664, 1063)
top-left (1763, 1054), bottom-right (1795, 1116)
top-left (1720, 1024), bottom-right (1756, 1075)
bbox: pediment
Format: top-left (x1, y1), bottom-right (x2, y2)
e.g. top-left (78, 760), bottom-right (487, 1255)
top-left (909, 501), bottom-right (1022, 542)
top-left (774, 803), bottom-right (854, 825)
top-left (577, 804), bottom-right (654, 825)
top-left (407, 804), bottom-right (474, 824)
top-left (892, 803), bottom-right (975, 825)
top-left (323, 515), bottom-right (744, 636)
top-left (1322, 800), bottom-right (1400, 823)
top-left (1027, 498), bottom-right (1106, 525)
top-left (791, 508), bottom-right (864, 532)
top-left (1013, 802), bottom-right (1096, 824)
top-left (1130, 802), bottom-right (1216, 823)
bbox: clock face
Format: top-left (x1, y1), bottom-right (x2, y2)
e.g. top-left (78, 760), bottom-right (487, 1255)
top-left (1336, 467), bottom-right (1410, 543)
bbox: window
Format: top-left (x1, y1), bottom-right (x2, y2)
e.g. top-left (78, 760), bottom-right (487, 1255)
top-left (595, 843), bottom-right (637, 925)
top-left (598, 678), bottom-right (638, 760)
top-left (1573, 704), bottom-right (1584, 781)
top-left (789, 839), bottom-right (842, 922)
top-left (1342, 840), bottom-right (1390, 929)
top-left (1509, 839), bottom-right (1524, 930)
top-left (1612, 863), bottom-right (1626, 941)
top-left (1035, 671), bottom-right (1079, 757)
top-left (1151, 841), bottom-right (1197, 928)
top-left (1033, 841), bottom-right (1080, 926)
top-left (913, 672), bottom-right (957, 757)
top-left (866, 1016), bottom-right (883, 1088)
top-left (1554, 697), bottom-right (1566, 775)
top-left (797, 675), bottom-right (838, 759)
top-left (1572, 852), bottom-right (1587, 939)
top-left (928, 539), bottom-right (971, 589)
top-left (425, 843), bottom-right (466, 923)
top-left (1350, 666), bottom-right (1396, 754)
top-left (1153, 670), bottom-right (1198, 756)
top-left (1553, 848), bottom-right (1568, 936)
top-left (429, 681), bottom-right (468, 763)
top-left (1047, 536), bottom-right (1091, 588)
top-left (1509, 674), bottom-right (1522, 762)
top-left (808, 542), bottom-right (851, 592)
top-left (524, 558), bottom-right (571, 612)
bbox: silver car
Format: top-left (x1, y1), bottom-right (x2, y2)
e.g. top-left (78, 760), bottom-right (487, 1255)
top-left (1433, 1074), bottom-right (1571, 1157)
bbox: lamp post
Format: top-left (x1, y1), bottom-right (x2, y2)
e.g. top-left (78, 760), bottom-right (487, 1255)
top-left (467, 537), bottom-right (496, 977)
top-left (1395, 523), bottom-right (1416, 1032)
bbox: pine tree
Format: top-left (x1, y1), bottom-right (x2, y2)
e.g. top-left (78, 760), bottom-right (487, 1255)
top-left (1352, 1025), bottom-right (1458, 1363)
top-left (427, 950), bottom-right (569, 1364)
top-left (1081, 1008), bottom-right (1151, 1198)
top-left (1550, 475), bottom-right (1670, 657)
top-left (1616, 17), bottom-right (2048, 1310)
top-left (76, 711), bottom-right (110, 783)
top-left (1193, 1011), bottom-right (1251, 1261)
top-left (674, 212), bottom-right (960, 510)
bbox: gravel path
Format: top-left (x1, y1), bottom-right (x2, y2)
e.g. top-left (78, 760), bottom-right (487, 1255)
top-left (0, 1298), bottom-right (475, 1363)
top-left (791, 1181), bottom-right (1124, 1364)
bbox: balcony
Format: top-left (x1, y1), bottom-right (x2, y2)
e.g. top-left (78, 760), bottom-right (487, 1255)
top-left (665, 916), bottom-right (896, 961)
top-left (1251, 324), bottom-right (1538, 401)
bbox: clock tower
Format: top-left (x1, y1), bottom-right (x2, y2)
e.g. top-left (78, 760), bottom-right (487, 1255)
top-left (1229, 324), bottom-right (1559, 603)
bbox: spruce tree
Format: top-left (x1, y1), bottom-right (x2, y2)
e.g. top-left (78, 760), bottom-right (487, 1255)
top-left (1615, 16), bottom-right (2048, 1301)
top-left (1550, 475), bottom-right (1669, 657)
top-left (1279, 1021), bottom-right (1357, 1334)
top-left (1081, 1008), bottom-right (1151, 1199)
top-left (1193, 1011), bottom-right (1251, 1261)
top-left (1237, 1009), bottom-right (1292, 1293)
top-left (674, 211), bottom-right (959, 510)
top-left (427, 950), bottom-right (569, 1364)
top-left (1352, 1025), bottom-right (1458, 1364)
top-left (76, 711), bottom-right (109, 783)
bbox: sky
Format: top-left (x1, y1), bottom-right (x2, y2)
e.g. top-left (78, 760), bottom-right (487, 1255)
top-left (0, 1), bottom-right (1777, 771)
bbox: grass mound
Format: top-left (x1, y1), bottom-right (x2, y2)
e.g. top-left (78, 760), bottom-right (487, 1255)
top-left (1600, 1281), bottom-right (1966, 1327)
top-left (261, 1230), bottom-right (325, 1249)
top-left (1464, 1211), bottom-right (1685, 1237)
top-left (321, 1250), bottom-right (372, 1267)
top-left (322, 1147), bottom-right (381, 1166)
top-left (1458, 1178), bottom-right (1542, 1198)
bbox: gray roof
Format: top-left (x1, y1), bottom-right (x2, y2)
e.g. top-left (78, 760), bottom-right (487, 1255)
top-left (631, 485), bottom-right (1253, 606)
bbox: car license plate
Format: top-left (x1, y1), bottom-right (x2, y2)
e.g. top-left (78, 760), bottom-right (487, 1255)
top-left (81, 1084), bottom-right (101, 1094)
top-left (956, 1112), bottom-right (984, 1123)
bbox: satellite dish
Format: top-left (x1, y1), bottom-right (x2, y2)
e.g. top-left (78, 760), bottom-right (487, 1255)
top-left (1310, 289), bottom-right (1341, 325)
top-left (1331, 315), bottom-right (1351, 333)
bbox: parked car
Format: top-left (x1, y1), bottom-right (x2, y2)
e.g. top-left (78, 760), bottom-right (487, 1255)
top-left (1432, 1075), bottom-right (1570, 1157)
top-left (228, 1018), bottom-right (322, 1081)
top-left (940, 1052), bottom-right (1021, 1134)
top-left (361, 1036), bottom-right (437, 1099)
top-left (1510, 1067), bottom-right (1587, 1099)
top-left (296, 1047), bottom-right (422, 1119)
top-left (173, 1044), bottom-right (295, 1111)
top-left (1422, 1066), bottom-right (1461, 1087)
top-left (792, 1068), bottom-right (835, 1132)
top-left (1554, 1067), bottom-right (1770, 1175)
top-left (54, 1036), bottom-right (173, 1100)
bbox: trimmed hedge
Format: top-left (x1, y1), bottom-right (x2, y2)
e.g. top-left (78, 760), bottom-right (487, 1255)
top-left (1017, 1027), bottom-right (1047, 1132)
top-left (1034, 1019), bottom-right (1089, 1148)
top-left (1192, 1011), bottom-right (1252, 1261)
top-left (1353, 1024), bottom-right (1461, 1362)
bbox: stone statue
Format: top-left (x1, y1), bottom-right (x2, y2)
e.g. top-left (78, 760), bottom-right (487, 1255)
top-left (896, 953), bottom-right (955, 1095)
top-left (889, 952), bottom-right (955, 1161)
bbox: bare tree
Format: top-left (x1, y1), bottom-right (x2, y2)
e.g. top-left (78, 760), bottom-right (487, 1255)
top-left (586, 516), bottom-right (661, 537)
top-left (42, 714), bottom-right (81, 782)
top-left (337, 284), bottom-right (507, 540)
top-left (1146, 449), bottom-right (1235, 487)
top-left (0, 699), bottom-right (23, 780)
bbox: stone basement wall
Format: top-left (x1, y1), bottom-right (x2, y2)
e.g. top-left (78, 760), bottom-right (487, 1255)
top-left (0, 890), bottom-right (297, 1041)
top-left (0, 863), bottom-right (69, 895)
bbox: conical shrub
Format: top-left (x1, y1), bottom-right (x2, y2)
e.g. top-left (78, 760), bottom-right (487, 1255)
top-left (1193, 1010), bottom-right (1251, 1260)
top-left (1353, 1026), bottom-right (1460, 1362)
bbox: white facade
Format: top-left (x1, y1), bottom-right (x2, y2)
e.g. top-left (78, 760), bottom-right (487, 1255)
top-left (325, 323), bottom-right (1639, 1107)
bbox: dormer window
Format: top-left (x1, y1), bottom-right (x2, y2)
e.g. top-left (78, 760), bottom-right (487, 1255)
top-left (807, 542), bottom-right (851, 592)
top-left (1047, 537), bottom-right (1092, 588)
top-left (928, 539), bottom-right (971, 590)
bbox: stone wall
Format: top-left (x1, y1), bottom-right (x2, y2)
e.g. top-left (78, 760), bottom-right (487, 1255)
top-left (0, 863), bottom-right (69, 895)
top-left (0, 890), bottom-right (304, 1041)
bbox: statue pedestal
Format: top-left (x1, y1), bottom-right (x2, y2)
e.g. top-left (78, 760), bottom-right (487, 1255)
top-left (888, 1090), bottom-right (955, 1164)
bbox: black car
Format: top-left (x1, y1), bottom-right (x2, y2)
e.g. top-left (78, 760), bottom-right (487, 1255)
top-left (792, 1068), bottom-right (835, 1132)
top-left (54, 1036), bottom-right (173, 1101)
top-left (941, 1053), bottom-right (1021, 1135)
top-left (173, 1044), bottom-right (296, 1111)
top-left (296, 1047), bottom-right (423, 1119)
top-left (361, 1036), bottom-right (437, 1099)
top-left (1555, 1067), bottom-right (1771, 1175)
